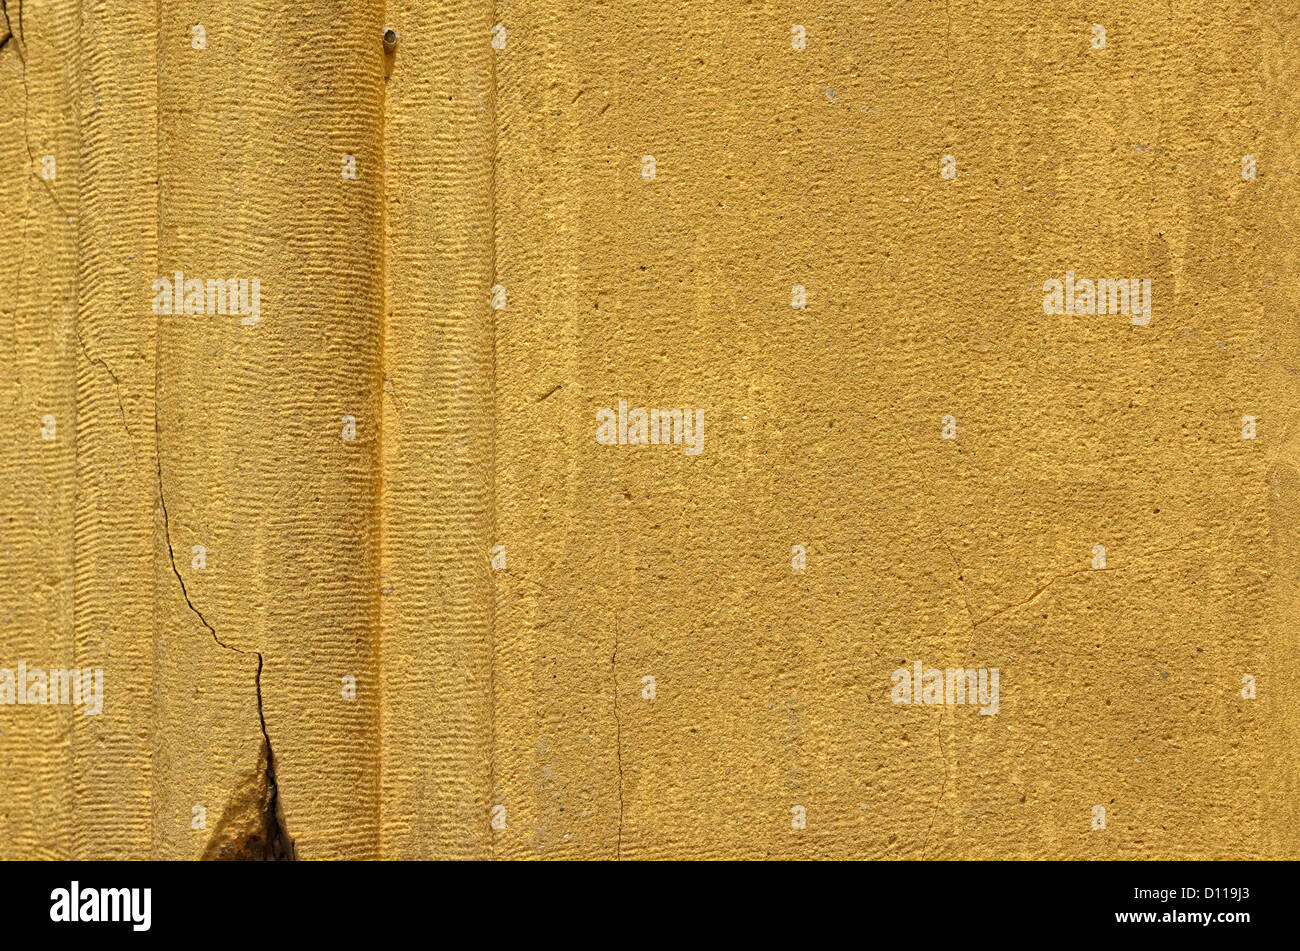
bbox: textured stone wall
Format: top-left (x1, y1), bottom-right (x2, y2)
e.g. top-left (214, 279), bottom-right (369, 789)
top-left (1, 0), bottom-right (1297, 859)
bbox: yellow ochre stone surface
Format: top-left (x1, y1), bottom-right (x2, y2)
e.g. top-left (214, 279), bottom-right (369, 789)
top-left (2, 0), bottom-right (1299, 859)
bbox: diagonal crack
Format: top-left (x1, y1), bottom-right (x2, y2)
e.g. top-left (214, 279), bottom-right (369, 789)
top-left (75, 328), bottom-right (131, 435)
top-left (155, 424), bottom-right (294, 860)
top-left (969, 544), bottom-right (1203, 632)
top-left (969, 566), bottom-right (1093, 631)
top-left (4, 1), bottom-right (72, 223)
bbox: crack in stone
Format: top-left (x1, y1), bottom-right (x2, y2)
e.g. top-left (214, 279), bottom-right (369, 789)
top-left (155, 425), bottom-right (294, 860)
top-left (3, 0), bottom-right (27, 400)
top-left (970, 566), bottom-right (1092, 631)
top-left (4, 2), bottom-right (72, 224)
top-left (74, 328), bottom-right (131, 435)
top-left (921, 707), bottom-right (947, 858)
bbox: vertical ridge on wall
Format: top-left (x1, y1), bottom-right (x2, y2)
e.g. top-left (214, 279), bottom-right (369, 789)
top-left (72, 0), bottom-right (158, 859)
top-left (1261, 0), bottom-right (1300, 862)
top-left (151, 0), bottom-right (385, 859)
top-left (0, 0), bottom-right (79, 859)
top-left (379, 0), bottom-right (498, 858)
